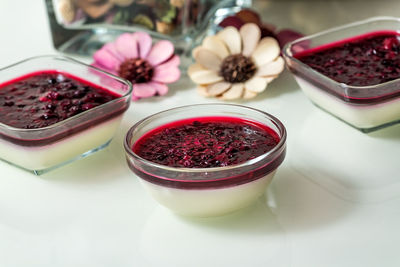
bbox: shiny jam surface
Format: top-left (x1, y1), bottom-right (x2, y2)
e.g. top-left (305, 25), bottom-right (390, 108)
top-left (0, 71), bottom-right (118, 129)
top-left (133, 117), bottom-right (280, 168)
top-left (295, 31), bottom-right (400, 86)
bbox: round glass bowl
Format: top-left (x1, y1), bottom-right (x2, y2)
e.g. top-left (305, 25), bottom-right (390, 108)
top-left (124, 104), bottom-right (286, 217)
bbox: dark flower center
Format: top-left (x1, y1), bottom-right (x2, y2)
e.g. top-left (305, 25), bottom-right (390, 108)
top-left (118, 58), bottom-right (154, 83)
top-left (219, 54), bottom-right (257, 83)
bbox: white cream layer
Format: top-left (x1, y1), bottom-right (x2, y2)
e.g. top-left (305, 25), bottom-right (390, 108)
top-left (295, 76), bottom-right (400, 129)
top-left (139, 170), bottom-right (276, 217)
top-left (0, 116), bottom-right (123, 171)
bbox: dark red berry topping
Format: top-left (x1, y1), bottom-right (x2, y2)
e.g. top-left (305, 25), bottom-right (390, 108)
top-left (133, 117), bottom-right (280, 168)
top-left (0, 71), bottom-right (118, 129)
top-left (295, 31), bottom-right (400, 86)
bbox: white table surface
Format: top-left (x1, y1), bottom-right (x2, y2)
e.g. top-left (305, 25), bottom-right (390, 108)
top-left (1, 1), bottom-right (400, 266)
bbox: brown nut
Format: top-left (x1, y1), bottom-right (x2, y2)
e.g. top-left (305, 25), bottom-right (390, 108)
top-left (156, 21), bottom-right (174, 34)
top-left (170, 0), bottom-right (185, 8)
top-left (74, 0), bottom-right (113, 19)
top-left (59, 0), bottom-right (76, 23)
top-left (111, 0), bottom-right (134, 7)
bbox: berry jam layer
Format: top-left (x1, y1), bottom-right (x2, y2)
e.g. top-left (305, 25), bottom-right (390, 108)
top-left (295, 31), bottom-right (400, 86)
top-left (0, 71), bottom-right (118, 129)
top-left (133, 117), bottom-right (280, 168)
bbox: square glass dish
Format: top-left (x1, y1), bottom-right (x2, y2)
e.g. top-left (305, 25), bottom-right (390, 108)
top-left (0, 55), bottom-right (132, 174)
top-left (283, 17), bottom-right (400, 132)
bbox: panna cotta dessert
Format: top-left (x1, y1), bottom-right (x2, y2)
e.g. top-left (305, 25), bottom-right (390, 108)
top-left (283, 17), bottom-right (400, 132)
top-left (0, 56), bottom-right (132, 174)
top-left (124, 104), bottom-right (286, 217)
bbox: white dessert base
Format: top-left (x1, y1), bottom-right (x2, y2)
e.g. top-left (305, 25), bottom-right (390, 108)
top-left (295, 76), bottom-right (400, 131)
top-left (0, 116), bottom-right (123, 173)
top-left (139, 170), bottom-right (277, 217)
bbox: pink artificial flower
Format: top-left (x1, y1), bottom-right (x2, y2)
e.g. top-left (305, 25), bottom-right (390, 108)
top-left (92, 32), bottom-right (180, 100)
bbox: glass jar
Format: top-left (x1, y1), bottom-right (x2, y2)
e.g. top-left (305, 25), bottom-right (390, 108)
top-left (45, 0), bottom-right (251, 62)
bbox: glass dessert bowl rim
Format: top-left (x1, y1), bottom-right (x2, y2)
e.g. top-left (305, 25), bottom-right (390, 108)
top-left (124, 103), bottom-right (287, 175)
top-left (283, 16), bottom-right (400, 90)
top-left (0, 55), bottom-right (133, 133)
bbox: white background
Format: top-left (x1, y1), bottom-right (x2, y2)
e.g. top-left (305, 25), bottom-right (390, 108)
top-left (0, 1), bottom-right (400, 266)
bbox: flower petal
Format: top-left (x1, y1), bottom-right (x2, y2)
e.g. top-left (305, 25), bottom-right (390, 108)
top-left (132, 32), bottom-right (152, 58)
top-left (133, 83), bottom-right (156, 98)
top-left (258, 36), bottom-right (279, 46)
top-left (221, 83), bottom-right (244, 100)
top-left (243, 89), bottom-right (258, 99)
top-left (131, 95), bottom-right (140, 101)
top-left (152, 66), bottom-right (180, 83)
top-left (148, 81), bottom-right (169, 96)
top-left (188, 63), bottom-right (205, 76)
top-left (218, 15), bottom-right (245, 29)
top-left (146, 40), bottom-right (174, 66)
top-left (236, 9), bottom-right (261, 25)
top-left (197, 85), bottom-right (210, 97)
top-left (202, 36), bottom-right (230, 59)
top-left (217, 26), bottom-right (241, 54)
top-left (188, 69), bottom-right (223, 85)
top-left (156, 55), bottom-right (180, 70)
top-left (240, 23), bottom-right (261, 57)
top-left (244, 76), bottom-right (272, 93)
top-left (276, 29), bottom-right (304, 48)
top-left (115, 33), bottom-right (139, 59)
top-left (194, 48), bottom-right (222, 71)
top-left (207, 82), bottom-right (231, 96)
top-left (91, 62), bottom-right (118, 75)
top-left (93, 48), bottom-right (121, 71)
top-left (251, 37), bottom-right (280, 66)
top-left (103, 42), bottom-right (124, 62)
top-left (256, 56), bottom-right (285, 77)
top-left (192, 46), bottom-right (202, 58)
